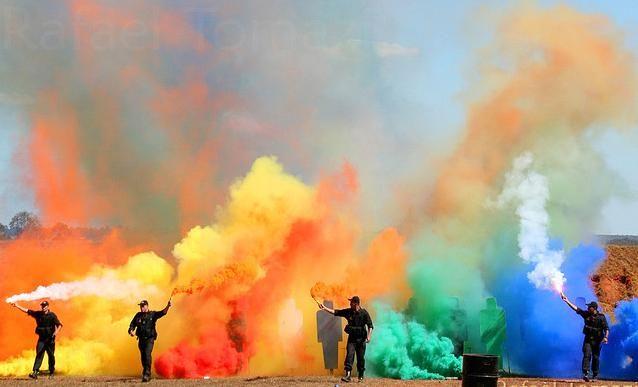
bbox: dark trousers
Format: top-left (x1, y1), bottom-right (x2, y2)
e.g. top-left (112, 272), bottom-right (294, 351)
top-left (33, 336), bottom-right (55, 373)
top-left (344, 340), bottom-right (366, 376)
top-left (582, 339), bottom-right (602, 376)
top-left (138, 338), bottom-right (155, 378)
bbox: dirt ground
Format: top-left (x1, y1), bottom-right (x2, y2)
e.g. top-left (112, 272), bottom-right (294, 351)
top-left (1, 376), bottom-right (637, 387)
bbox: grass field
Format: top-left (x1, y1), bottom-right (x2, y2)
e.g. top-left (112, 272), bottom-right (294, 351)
top-left (1, 376), bottom-right (636, 386)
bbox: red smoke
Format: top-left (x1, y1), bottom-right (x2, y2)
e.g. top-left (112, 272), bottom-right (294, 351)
top-left (155, 301), bottom-right (249, 378)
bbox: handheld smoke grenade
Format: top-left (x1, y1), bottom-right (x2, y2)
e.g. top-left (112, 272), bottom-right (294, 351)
top-left (169, 288), bottom-right (176, 304)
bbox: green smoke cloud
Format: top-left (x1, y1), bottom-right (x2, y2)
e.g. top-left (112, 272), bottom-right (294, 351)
top-left (368, 303), bottom-right (462, 379)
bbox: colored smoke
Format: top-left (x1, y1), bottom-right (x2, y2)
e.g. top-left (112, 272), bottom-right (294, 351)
top-left (494, 152), bottom-right (566, 292)
top-left (490, 243), bottom-right (605, 377)
top-left (604, 300), bottom-right (638, 379)
top-left (5, 276), bottom-right (159, 304)
top-left (368, 303), bottom-right (462, 380)
top-left (310, 282), bottom-right (354, 304)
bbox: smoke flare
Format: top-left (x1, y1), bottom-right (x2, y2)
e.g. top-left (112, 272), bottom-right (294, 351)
top-left (310, 282), bottom-right (354, 304)
top-left (495, 152), bottom-right (566, 291)
top-left (5, 275), bottom-right (160, 304)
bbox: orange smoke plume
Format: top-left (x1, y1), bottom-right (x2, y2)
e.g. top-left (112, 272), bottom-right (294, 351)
top-left (310, 282), bottom-right (354, 305)
top-left (426, 5), bottom-right (638, 222)
top-left (171, 263), bottom-right (260, 298)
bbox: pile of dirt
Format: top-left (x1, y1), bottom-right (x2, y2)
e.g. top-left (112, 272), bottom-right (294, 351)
top-left (592, 244), bottom-right (638, 320)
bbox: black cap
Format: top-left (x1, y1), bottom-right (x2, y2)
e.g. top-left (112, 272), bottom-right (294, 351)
top-left (40, 301), bottom-right (49, 307)
top-left (348, 296), bottom-right (361, 304)
top-left (586, 301), bottom-right (598, 309)
top-left (138, 300), bottom-right (148, 306)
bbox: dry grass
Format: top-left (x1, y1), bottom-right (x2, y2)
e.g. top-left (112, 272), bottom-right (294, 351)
top-left (594, 244), bottom-right (638, 320)
top-left (0, 376), bottom-right (635, 386)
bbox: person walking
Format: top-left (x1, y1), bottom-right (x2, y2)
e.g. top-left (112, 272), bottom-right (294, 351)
top-left (128, 299), bottom-right (171, 382)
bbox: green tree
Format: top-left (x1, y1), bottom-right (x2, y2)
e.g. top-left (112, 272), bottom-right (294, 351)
top-left (9, 211), bottom-right (41, 237)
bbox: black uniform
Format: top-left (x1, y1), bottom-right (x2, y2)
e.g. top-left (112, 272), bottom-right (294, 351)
top-left (334, 308), bottom-right (373, 377)
top-left (576, 308), bottom-right (609, 377)
top-left (27, 310), bottom-right (62, 374)
top-left (128, 310), bottom-right (167, 379)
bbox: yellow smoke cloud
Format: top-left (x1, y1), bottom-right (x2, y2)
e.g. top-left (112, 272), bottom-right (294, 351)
top-left (0, 339), bottom-right (114, 376)
top-left (0, 252), bottom-right (175, 376)
top-left (0, 149), bottom-right (404, 377)
top-left (172, 156), bottom-right (316, 290)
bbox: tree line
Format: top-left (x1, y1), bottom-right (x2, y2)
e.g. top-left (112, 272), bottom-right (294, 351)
top-left (0, 211), bottom-right (112, 241)
top-left (0, 211), bottom-right (41, 240)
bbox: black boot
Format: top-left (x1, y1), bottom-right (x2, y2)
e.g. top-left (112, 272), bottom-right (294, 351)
top-left (358, 371), bottom-right (364, 382)
top-left (341, 371), bottom-right (352, 382)
top-left (28, 371), bottom-right (39, 379)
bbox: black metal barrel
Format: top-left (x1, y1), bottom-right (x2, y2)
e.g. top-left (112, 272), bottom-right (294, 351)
top-left (462, 354), bottom-right (499, 387)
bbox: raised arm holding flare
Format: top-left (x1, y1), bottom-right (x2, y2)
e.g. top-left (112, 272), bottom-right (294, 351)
top-left (561, 291), bottom-right (609, 382)
top-left (11, 301), bottom-right (62, 379)
top-left (128, 299), bottom-right (172, 382)
top-left (318, 296), bottom-right (373, 382)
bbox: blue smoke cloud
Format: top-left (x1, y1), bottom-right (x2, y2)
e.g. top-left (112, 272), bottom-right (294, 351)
top-left (489, 243), bottom-right (605, 378)
top-left (603, 299), bottom-right (638, 379)
top-left (487, 240), bottom-right (638, 380)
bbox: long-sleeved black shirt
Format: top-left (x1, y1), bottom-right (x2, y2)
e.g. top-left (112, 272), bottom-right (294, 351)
top-left (128, 310), bottom-right (167, 340)
top-left (27, 310), bottom-right (62, 338)
top-left (576, 308), bottom-right (609, 342)
top-left (334, 307), bottom-right (373, 342)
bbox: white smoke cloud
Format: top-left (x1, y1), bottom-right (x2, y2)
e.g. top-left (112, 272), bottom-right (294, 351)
top-left (494, 152), bottom-right (566, 291)
top-left (5, 274), bottom-right (160, 304)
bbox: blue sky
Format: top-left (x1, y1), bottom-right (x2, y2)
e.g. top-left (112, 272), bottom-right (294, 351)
top-left (0, 0), bottom-right (637, 234)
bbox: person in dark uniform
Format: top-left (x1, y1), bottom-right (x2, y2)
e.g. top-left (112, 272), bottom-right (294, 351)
top-left (561, 292), bottom-right (609, 382)
top-left (11, 300), bottom-right (63, 379)
top-left (318, 296), bottom-right (373, 382)
top-left (128, 299), bottom-right (171, 382)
